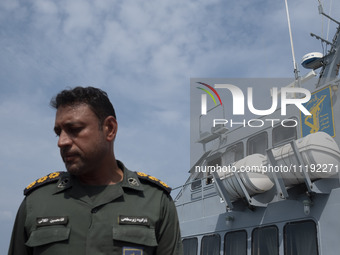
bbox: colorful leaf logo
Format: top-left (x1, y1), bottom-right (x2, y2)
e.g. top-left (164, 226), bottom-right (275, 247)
top-left (196, 82), bottom-right (223, 106)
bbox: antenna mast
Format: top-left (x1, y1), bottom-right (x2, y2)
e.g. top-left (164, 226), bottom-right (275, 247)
top-left (284, 0), bottom-right (300, 85)
top-left (318, 0), bottom-right (340, 26)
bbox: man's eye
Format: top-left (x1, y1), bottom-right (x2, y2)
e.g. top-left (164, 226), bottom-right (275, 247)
top-left (70, 127), bottom-right (82, 134)
top-left (54, 129), bottom-right (61, 137)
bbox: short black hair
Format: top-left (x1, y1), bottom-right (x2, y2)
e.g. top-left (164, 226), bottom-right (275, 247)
top-left (50, 86), bottom-right (116, 123)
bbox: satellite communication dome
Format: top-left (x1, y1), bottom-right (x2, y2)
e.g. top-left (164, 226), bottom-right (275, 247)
top-left (301, 52), bottom-right (323, 69)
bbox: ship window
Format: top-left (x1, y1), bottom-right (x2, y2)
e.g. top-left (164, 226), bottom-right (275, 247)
top-left (252, 226), bottom-right (278, 255)
top-left (247, 132), bottom-right (268, 155)
top-left (272, 121), bottom-right (297, 147)
top-left (223, 142), bottom-right (244, 165)
top-left (191, 173), bottom-right (203, 190)
top-left (284, 220), bottom-right (318, 255)
top-left (191, 179), bottom-right (202, 190)
top-left (201, 234), bottom-right (220, 255)
top-left (183, 238), bottom-right (198, 255)
top-left (224, 230), bottom-right (247, 255)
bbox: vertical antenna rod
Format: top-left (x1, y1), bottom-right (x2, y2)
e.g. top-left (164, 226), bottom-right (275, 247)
top-left (284, 0), bottom-right (300, 83)
top-left (318, 0), bottom-right (340, 26)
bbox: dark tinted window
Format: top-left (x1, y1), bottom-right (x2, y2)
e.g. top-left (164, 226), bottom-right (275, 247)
top-left (191, 179), bottom-right (202, 190)
top-left (224, 142), bottom-right (244, 165)
top-left (252, 226), bottom-right (278, 255)
top-left (191, 172), bottom-right (203, 190)
top-left (272, 121), bottom-right (297, 146)
top-left (183, 238), bottom-right (198, 255)
top-left (224, 230), bottom-right (247, 255)
top-left (284, 221), bottom-right (318, 255)
top-left (247, 132), bottom-right (268, 155)
top-left (201, 234), bottom-right (220, 255)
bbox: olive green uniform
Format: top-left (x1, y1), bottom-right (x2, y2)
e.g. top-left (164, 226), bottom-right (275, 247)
top-left (8, 161), bottom-right (183, 255)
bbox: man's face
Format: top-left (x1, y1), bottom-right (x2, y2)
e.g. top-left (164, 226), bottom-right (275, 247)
top-left (54, 104), bottom-right (108, 176)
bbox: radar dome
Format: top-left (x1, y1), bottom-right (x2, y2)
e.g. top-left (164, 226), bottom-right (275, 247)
top-left (301, 52), bottom-right (323, 69)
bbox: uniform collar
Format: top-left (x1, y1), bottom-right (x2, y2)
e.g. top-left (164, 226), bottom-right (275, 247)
top-left (118, 160), bottom-right (144, 192)
top-left (53, 172), bottom-right (72, 194)
top-left (53, 160), bottom-right (144, 194)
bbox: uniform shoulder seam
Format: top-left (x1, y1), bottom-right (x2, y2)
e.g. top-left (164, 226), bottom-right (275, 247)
top-left (136, 172), bottom-right (172, 194)
top-left (24, 172), bottom-right (64, 196)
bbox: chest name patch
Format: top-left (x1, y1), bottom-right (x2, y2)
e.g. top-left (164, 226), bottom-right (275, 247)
top-left (118, 215), bottom-right (150, 227)
top-left (36, 216), bottom-right (68, 227)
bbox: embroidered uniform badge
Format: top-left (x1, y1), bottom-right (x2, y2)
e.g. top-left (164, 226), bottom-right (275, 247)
top-left (136, 172), bottom-right (171, 194)
top-left (24, 172), bottom-right (63, 195)
top-left (122, 247), bottom-right (143, 255)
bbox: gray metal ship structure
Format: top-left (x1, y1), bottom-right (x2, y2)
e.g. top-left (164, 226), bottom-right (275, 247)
top-left (174, 2), bottom-right (340, 255)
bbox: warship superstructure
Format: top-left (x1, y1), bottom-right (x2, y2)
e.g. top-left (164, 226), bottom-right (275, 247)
top-left (174, 2), bottom-right (340, 254)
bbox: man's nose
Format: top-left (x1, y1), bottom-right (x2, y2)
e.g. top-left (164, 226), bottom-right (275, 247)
top-left (57, 131), bottom-right (72, 148)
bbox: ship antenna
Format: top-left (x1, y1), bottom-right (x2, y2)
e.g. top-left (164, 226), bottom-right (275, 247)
top-left (326, 0), bottom-right (333, 41)
top-left (318, 0), bottom-right (340, 26)
top-left (284, 0), bottom-right (300, 86)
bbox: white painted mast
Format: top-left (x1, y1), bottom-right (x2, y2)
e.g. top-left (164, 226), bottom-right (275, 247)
top-left (284, 0), bottom-right (300, 86)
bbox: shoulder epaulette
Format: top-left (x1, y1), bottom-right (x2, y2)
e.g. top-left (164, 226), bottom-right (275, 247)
top-left (24, 172), bottom-right (63, 196)
top-left (136, 172), bottom-right (172, 194)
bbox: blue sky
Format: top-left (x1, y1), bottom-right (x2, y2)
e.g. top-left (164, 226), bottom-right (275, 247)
top-left (1, 0), bottom-right (339, 252)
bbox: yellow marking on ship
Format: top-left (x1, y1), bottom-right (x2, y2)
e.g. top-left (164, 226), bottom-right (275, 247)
top-left (304, 95), bottom-right (327, 134)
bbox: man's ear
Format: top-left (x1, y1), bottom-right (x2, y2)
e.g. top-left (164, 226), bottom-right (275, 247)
top-left (103, 116), bottom-right (118, 142)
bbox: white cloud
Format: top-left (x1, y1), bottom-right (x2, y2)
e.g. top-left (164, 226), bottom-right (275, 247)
top-left (1, 0), bottom-right (340, 252)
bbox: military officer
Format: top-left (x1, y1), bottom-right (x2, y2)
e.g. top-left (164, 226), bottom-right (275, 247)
top-left (8, 86), bottom-right (183, 255)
